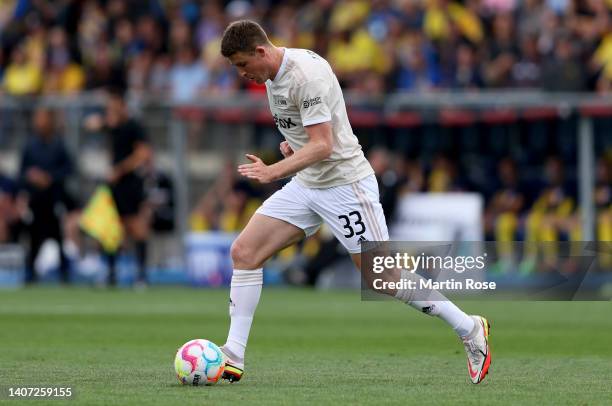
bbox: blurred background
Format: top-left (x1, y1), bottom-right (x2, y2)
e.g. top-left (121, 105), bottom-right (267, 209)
top-left (0, 0), bottom-right (610, 291)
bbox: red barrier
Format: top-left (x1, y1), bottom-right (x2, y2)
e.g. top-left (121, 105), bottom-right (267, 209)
top-left (254, 109), bottom-right (275, 126)
top-left (480, 109), bottom-right (517, 125)
top-left (347, 109), bottom-right (381, 128)
top-left (385, 112), bottom-right (422, 128)
top-left (439, 109), bottom-right (476, 127)
top-left (173, 106), bottom-right (206, 121)
top-left (522, 107), bottom-right (558, 121)
top-left (579, 104), bottom-right (612, 118)
top-left (213, 108), bottom-right (244, 124)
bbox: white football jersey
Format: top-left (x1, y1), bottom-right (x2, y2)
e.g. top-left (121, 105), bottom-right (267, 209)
top-left (265, 48), bottom-right (374, 188)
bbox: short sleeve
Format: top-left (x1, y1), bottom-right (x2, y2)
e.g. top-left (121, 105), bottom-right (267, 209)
top-left (295, 79), bottom-right (332, 126)
top-left (130, 120), bottom-right (148, 143)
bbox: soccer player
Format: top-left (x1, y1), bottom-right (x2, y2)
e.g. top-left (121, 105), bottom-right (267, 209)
top-left (219, 20), bottom-right (491, 384)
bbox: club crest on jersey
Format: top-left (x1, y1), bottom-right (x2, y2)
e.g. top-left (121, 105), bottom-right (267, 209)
top-left (273, 95), bottom-right (287, 106)
top-left (303, 96), bottom-right (321, 109)
top-left (273, 114), bottom-right (297, 129)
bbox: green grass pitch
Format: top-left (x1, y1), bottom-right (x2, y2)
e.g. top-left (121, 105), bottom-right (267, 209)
top-left (0, 287), bottom-right (611, 405)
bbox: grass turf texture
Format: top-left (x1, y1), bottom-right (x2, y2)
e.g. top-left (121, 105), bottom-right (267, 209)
top-left (0, 287), bottom-right (611, 405)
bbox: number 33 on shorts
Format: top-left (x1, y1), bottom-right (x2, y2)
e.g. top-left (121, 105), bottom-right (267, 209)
top-left (256, 174), bottom-right (389, 254)
top-left (322, 176), bottom-right (389, 253)
top-left (337, 211), bottom-right (366, 238)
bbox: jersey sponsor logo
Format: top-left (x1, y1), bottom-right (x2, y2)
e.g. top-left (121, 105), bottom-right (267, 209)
top-left (273, 95), bottom-right (287, 106)
top-left (273, 114), bottom-right (297, 129)
top-left (302, 96), bottom-right (321, 109)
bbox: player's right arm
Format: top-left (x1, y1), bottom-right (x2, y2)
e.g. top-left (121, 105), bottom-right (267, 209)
top-left (238, 122), bottom-right (332, 183)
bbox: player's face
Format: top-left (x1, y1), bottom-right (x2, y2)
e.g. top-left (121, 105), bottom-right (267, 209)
top-left (228, 49), bottom-right (269, 84)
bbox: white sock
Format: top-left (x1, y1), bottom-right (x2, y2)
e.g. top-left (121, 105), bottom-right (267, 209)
top-left (224, 268), bottom-right (263, 361)
top-left (409, 297), bottom-right (475, 338)
top-left (394, 271), bottom-right (475, 338)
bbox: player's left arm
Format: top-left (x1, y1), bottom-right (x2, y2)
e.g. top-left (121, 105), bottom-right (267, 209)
top-left (238, 122), bottom-right (332, 183)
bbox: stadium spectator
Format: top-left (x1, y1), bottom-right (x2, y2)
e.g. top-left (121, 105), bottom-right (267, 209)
top-left (511, 35), bottom-right (543, 87)
top-left (594, 157), bottom-right (611, 243)
top-left (195, 1), bottom-right (226, 50)
top-left (541, 34), bottom-right (587, 92)
top-left (484, 158), bottom-right (527, 272)
top-left (0, 47), bottom-right (4, 84)
top-left (516, 0), bottom-right (547, 39)
top-left (43, 27), bottom-right (85, 95)
top-left (452, 42), bottom-right (485, 89)
top-left (592, 32), bottom-right (612, 92)
top-left (190, 160), bottom-right (262, 233)
top-left (594, 157), bottom-right (611, 266)
top-left (393, 30), bottom-right (441, 91)
top-left (423, 0), bottom-right (484, 45)
top-left (169, 17), bottom-right (193, 54)
top-left (427, 154), bottom-right (467, 192)
top-left (485, 158), bottom-right (526, 240)
top-left (169, 44), bottom-right (209, 102)
top-left (368, 148), bottom-right (403, 222)
top-left (2, 44), bottom-right (42, 96)
top-left (203, 38), bottom-right (239, 95)
top-left (523, 156), bottom-right (577, 272)
top-left (149, 53), bottom-right (172, 96)
top-left (562, 155), bottom-right (612, 243)
top-left (127, 49), bottom-right (154, 97)
top-left (0, 172), bottom-right (24, 244)
top-left (84, 43), bottom-right (126, 92)
top-left (19, 107), bottom-right (74, 283)
top-left (483, 13), bottom-right (519, 87)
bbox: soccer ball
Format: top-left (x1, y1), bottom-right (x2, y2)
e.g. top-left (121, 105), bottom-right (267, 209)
top-left (174, 339), bottom-right (225, 386)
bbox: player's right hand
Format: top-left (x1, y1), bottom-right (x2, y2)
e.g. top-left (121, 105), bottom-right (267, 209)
top-left (280, 141), bottom-right (294, 158)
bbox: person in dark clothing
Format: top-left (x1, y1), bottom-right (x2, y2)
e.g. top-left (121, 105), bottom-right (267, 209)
top-left (541, 34), bottom-right (587, 92)
top-left (0, 172), bottom-right (24, 243)
top-left (85, 88), bottom-right (153, 286)
top-left (19, 107), bottom-right (74, 284)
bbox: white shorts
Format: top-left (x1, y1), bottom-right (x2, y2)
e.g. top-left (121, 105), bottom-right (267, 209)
top-left (256, 174), bottom-right (389, 254)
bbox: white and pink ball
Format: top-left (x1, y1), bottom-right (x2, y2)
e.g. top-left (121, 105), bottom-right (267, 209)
top-left (174, 339), bottom-right (225, 386)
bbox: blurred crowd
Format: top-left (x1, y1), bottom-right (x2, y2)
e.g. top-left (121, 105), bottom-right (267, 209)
top-left (1, 0), bottom-right (612, 98)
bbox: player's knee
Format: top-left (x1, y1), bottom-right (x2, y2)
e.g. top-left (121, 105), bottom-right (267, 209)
top-left (230, 239), bottom-right (260, 269)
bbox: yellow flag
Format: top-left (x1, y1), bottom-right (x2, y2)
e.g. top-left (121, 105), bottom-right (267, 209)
top-left (80, 186), bottom-right (124, 253)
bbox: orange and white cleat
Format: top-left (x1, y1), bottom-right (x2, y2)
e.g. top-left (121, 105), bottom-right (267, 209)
top-left (462, 315), bottom-right (492, 384)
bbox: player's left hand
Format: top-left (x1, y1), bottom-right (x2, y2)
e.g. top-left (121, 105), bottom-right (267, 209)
top-left (238, 154), bottom-right (276, 184)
